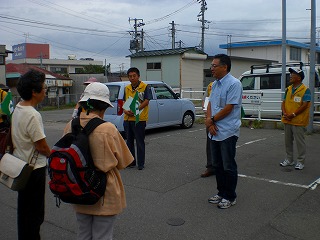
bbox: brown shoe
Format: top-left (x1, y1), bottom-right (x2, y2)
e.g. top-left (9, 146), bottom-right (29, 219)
top-left (201, 169), bottom-right (215, 178)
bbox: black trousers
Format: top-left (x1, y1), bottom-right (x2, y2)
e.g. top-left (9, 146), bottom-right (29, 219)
top-left (17, 167), bottom-right (46, 240)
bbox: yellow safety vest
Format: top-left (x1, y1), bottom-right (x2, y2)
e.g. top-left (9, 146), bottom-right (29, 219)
top-left (0, 89), bottom-right (7, 124)
top-left (124, 81), bottom-right (149, 122)
top-left (207, 82), bottom-right (213, 96)
top-left (282, 84), bottom-right (309, 126)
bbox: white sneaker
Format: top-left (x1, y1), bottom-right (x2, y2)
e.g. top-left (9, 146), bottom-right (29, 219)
top-left (280, 159), bottom-right (294, 167)
top-left (218, 198), bottom-right (237, 209)
top-left (208, 194), bottom-right (223, 204)
top-left (295, 162), bottom-right (304, 170)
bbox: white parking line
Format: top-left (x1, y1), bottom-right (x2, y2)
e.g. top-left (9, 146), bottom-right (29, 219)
top-left (236, 138), bottom-right (320, 190)
top-left (149, 133), bottom-right (181, 141)
top-left (148, 128), bottom-right (320, 190)
top-left (238, 174), bottom-right (320, 190)
top-left (236, 138), bottom-right (267, 148)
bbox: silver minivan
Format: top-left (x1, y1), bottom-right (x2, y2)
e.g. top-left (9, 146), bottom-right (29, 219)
top-left (103, 81), bottom-right (195, 133)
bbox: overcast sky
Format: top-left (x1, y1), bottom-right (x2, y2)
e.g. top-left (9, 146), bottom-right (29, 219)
top-left (1, 0), bottom-right (319, 71)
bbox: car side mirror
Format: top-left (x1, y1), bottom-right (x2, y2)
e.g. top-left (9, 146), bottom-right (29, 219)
top-left (174, 93), bottom-right (180, 99)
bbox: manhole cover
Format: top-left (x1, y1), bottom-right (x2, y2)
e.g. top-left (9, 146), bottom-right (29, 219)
top-left (166, 218), bottom-right (185, 226)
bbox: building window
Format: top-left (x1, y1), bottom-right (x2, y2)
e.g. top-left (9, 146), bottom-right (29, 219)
top-left (0, 56), bottom-right (4, 65)
top-left (50, 67), bottom-right (67, 74)
top-left (290, 47), bottom-right (301, 61)
top-left (75, 68), bottom-right (84, 73)
top-left (147, 62), bottom-right (161, 70)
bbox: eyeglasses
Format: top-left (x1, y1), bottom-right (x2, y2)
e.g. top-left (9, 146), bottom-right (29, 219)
top-left (211, 64), bottom-right (224, 68)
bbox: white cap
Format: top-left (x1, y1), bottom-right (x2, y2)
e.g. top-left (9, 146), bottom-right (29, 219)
top-left (80, 82), bottom-right (114, 107)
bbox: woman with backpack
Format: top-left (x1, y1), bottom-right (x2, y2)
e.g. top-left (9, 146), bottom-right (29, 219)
top-left (63, 82), bottom-right (133, 240)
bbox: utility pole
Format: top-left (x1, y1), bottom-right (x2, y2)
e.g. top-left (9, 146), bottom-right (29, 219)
top-left (128, 18), bottom-right (145, 53)
top-left (307, 0), bottom-right (316, 133)
top-left (176, 40), bottom-right (183, 49)
top-left (281, 0), bottom-right (287, 98)
top-left (141, 29), bottom-right (144, 52)
top-left (197, 0), bottom-right (210, 52)
top-left (227, 35), bottom-right (232, 56)
top-left (170, 21), bottom-right (176, 49)
top-left (119, 63), bottom-right (124, 76)
top-left (38, 51), bottom-right (44, 69)
top-left (23, 33), bottom-right (29, 43)
top-left (104, 59), bottom-right (107, 76)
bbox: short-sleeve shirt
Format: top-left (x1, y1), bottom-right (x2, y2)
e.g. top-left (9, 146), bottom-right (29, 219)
top-left (12, 103), bottom-right (47, 169)
top-left (208, 73), bottom-right (242, 141)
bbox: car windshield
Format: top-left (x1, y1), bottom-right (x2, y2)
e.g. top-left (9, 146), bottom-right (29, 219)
top-left (153, 84), bottom-right (175, 99)
top-left (107, 85), bottom-right (120, 102)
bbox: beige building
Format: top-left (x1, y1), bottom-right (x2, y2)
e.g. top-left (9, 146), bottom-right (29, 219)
top-left (7, 58), bottom-right (104, 75)
top-left (220, 39), bottom-right (320, 64)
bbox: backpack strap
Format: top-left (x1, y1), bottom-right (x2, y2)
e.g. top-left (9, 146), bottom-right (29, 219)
top-left (83, 118), bottom-right (105, 135)
top-left (71, 117), bottom-right (82, 135)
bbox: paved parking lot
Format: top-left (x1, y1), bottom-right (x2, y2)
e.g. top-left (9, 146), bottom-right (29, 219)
top-left (1, 109), bottom-right (320, 240)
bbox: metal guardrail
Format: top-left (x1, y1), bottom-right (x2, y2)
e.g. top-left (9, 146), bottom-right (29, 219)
top-left (181, 88), bottom-right (320, 126)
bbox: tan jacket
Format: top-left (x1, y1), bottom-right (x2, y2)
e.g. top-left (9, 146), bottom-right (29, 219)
top-left (63, 112), bottom-right (134, 216)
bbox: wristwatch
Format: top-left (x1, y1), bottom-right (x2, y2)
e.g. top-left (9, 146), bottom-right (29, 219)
top-left (211, 116), bottom-right (215, 123)
top-left (292, 113), bottom-right (296, 117)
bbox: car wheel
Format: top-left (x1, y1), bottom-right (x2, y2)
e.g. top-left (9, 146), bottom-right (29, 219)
top-left (181, 111), bottom-right (194, 129)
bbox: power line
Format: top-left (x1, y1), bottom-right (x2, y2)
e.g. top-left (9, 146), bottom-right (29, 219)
top-left (27, 0), bottom-right (128, 31)
top-left (0, 14), bottom-right (126, 35)
top-left (144, 0), bottom-right (197, 25)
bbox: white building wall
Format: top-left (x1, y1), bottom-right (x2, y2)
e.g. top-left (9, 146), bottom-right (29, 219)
top-left (160, 55), bottom-right (180, 87)
top-left (131, 55), bottom-right (181, 88)
top-left (229, 46), bottom-right (310, 63)
top-left (130, 58), bottom-right (146, 81)
top-left (229, 46), bottom-right (282, 62)
top-left (181, 59), bottom-right (204, 89)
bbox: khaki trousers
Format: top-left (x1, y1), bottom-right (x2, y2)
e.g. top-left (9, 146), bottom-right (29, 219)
top-left (76, 213), bottom-right (116, 240)
top-left (284, 124), bottom-right (306, 164)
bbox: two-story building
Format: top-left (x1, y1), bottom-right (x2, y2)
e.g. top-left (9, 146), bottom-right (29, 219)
top-left (8, 43), bottom-right (104, 74)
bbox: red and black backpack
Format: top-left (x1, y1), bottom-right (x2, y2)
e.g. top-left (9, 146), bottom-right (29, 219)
top-left (48, 117), bottom-right (107, 207)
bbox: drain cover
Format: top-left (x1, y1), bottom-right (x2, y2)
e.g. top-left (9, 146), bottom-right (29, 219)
top-left (166, 218), bottom-right (185, 226)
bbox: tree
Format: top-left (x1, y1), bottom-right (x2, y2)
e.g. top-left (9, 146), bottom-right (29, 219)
top-left (78, 64), bottom-right (105, 74)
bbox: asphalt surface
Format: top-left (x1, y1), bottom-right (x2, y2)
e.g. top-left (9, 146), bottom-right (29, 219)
top-left (1, 108), bottom-right (320, 240)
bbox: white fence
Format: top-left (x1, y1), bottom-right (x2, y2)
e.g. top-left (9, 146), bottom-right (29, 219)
top-left (181, 88), bottom-right (320, 126)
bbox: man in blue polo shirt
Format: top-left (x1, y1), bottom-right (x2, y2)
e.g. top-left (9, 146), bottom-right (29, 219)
top-left (205, 54), bottom-right (242, 209)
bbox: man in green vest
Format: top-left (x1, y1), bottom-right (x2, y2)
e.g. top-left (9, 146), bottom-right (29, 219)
top-left (280, 68), bottom-right (311, 170)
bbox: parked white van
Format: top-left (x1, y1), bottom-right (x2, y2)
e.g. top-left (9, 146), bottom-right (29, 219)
top-left (240, 62), bottom-right (320, 118)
